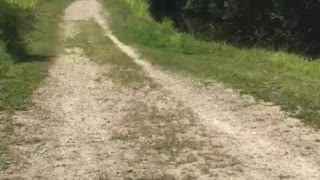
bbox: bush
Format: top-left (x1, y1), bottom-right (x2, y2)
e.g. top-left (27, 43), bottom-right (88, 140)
top-left (117, 0), bottom-right (151, 20)
top-left (0, 0), bottom-right (37, 55)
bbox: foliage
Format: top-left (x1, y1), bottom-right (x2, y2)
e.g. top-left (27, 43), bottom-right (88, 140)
top-left (149, 0), bottom-right (320, 58)
top-left (0, 0), bottom-right (38, 55)
top-left (117, 0), bottom-right (151, 20)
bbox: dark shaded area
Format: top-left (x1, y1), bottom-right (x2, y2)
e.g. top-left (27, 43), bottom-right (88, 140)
top-left (149, 0), bottom-right (180, 22)
top-left (0, 1), bottom-right (36, 60)
top-left (148, 0), bottom-right (320, 58)
top-left (12, 54), bottom-right (52, 64)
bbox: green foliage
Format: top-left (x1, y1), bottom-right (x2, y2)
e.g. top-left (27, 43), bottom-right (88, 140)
top-left (3, 0), bottom-right (37, 8)
top-left (0, 0), bottom-right (38, 55)
top-left (117, 0), bottom-right (151, 20)
top-left (104, 0), bottom-right (320, 127)
top-left (107, 2), bottom-right (209, 55)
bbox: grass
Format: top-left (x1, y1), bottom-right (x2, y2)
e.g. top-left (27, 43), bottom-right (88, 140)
top-left (65, 20), bottom-right (150, 87)
top-left (0, 0), bottom-right (74, 110)
top-left (0, 61), bottom-right (48, 110)
top-left (102, 0), bottom-right (320, 127)
top-left (0, 0), bottom-right (74, 169)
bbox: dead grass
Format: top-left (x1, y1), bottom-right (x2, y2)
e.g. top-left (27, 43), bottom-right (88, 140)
top-left (65, 20), bottom-right (152, 87)
top-left (111, 99), bottom-right (239, 172)
top-left (114, 101), bottom-right (199, 158)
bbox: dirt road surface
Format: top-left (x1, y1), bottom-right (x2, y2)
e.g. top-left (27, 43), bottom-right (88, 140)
top-left (1, 0), bottom-right (319, 179)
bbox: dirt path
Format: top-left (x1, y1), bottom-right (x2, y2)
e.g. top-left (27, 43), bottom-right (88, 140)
top-left (1, 0), bottom-right (320, 179)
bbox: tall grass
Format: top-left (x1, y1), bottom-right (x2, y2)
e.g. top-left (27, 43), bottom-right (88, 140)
top-left (105, 0), bottom-right (211, 54)
top-left (0, 0), bottom-right (38, 57)
top-left (104, 0), bottom-right (320, 127)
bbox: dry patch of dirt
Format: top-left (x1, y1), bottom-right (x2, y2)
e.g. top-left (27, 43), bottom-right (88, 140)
top-left (1, 0), bottom-right (319, 180)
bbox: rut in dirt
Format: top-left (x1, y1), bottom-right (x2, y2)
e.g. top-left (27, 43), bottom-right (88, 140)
top-left (1, 0), bottom-right (320, 180)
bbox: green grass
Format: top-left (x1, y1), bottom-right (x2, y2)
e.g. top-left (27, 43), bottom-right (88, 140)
top-left (0, 61), bottom-right (48, 110)
top-left (0, 0), bottom-right (74, 169)
top-left (102, 0), bottom-right (320, 127)
top-left (0, 0), bottom-right (74, 111)
top-left (30, 0), bottom-right (74, 56)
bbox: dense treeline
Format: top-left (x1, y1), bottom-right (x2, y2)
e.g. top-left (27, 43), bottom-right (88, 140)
top-left (149, 0), bottom-right (320, 57)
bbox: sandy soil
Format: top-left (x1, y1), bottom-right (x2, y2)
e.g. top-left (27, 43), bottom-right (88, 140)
top-left (1, 0), bottom-right (319, 179)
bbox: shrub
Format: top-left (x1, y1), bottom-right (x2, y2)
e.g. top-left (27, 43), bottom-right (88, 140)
top-left (0, 0), bottom-right (37, 55)
top-left (117, 0), bottom-right (151, 20)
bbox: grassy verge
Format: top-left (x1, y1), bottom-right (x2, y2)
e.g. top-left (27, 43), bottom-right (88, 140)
top-left (0, 0), bottom-right (74, 110)
top-left (102, 0), bottom-right (320, 127)
top-left (0, 0), bottom-right (74, 169)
